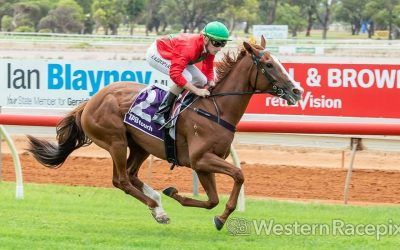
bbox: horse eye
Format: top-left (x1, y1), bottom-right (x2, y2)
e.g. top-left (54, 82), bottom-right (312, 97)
top-left (266, 63), bottom-right (273, 68)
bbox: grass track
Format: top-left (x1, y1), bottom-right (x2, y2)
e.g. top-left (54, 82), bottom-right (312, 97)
top-left (1, 182), bottom-right (400, 249)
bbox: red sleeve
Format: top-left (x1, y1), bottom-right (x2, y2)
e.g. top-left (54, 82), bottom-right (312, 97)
top-left (201, 54), bottom-right (215, 81)
top-left (169, 54), bottom-right (189, 87)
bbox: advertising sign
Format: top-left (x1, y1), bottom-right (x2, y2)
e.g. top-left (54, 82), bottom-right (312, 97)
top-left (246, 63), bottom-right (400, 119)
top-left (1, 59), bottom-right (400, 119)
top-left (0, 59), bottom-right (171, 108)
top-left (253, 25), bottom-right (288, 39)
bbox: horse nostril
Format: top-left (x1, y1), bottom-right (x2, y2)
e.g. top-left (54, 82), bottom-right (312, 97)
top-left (293, 88), bottom-right (302, 95)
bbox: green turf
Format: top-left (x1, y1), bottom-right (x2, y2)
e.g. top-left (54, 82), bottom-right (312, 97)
top-left (1, 182), bottom-right (400, 249)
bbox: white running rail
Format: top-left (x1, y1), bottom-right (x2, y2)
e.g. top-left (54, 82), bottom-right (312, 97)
top-left (0, 125), bottom-right (23, 199)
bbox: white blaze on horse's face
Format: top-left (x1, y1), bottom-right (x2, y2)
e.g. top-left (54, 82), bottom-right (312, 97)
top-left (267, 53), bottom-right (304, 105)
top-left (270, 55), bottom-right (302, 89)
top-left (243, 39), bottom-right (303, 105)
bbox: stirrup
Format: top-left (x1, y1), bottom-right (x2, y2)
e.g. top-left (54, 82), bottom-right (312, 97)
top-left (152, 113), bottom-right (167, 125)
top-left (162, 118), bottom-right (174, 129)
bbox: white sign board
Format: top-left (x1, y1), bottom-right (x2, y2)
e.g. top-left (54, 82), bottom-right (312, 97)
top-left (253, 25), bottom-right (288, 39)
top-left (0, 59), bottom-right (172, 108)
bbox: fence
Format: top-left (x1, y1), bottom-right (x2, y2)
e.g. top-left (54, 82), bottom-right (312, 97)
top-left (2, 113), bottom-right (400, 206)
top-left (1, 114), bottom-right (400, 135)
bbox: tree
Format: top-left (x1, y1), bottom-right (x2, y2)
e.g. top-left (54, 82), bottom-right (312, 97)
top-left (144, 0), bottom-right (159, 35)
top-left (276, 3), bottom-right (306, 37)
top-left (12, 1), bottom-right (46, 31)
top-left (242, 0), bottom-right (259, 34)
top-left (363, 0), bottom-right (380, 38)
top-left (1, 15), bottom-right (13, 31)
top-left (313, 0), bottom-right (336, 39)
top-left (293, 0), bottom-right (319, 37)
top-left (259, 0), bottom-right (279, 24)
top-left (92, 0), bottom-right (124, 35)
top-left (159, 0), bottom-right (226, 33)
top-left (76, 0), bottom-right (94, 33)
top-left (76, 0), bottom-right (93, 14)
top-left (335, 0), bottom-right (369, 35)
top-left (0, 0), bottom-right (17, 31)
top-left (365, 0), bottom-right (400, 39)
top-left (38, 0), bottom-right (84, 33)
top-left (219, 0), bottom-right (259, 34)
top-left (270, 0), bottom-right (280, 24)
top-left (124, 0), bottom-right (146, 35)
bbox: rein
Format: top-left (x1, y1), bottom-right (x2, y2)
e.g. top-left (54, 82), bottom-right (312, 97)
top-left (167, 51), bottom-right (287, 132)
top-left (208, 89), bottom-right (275, 97)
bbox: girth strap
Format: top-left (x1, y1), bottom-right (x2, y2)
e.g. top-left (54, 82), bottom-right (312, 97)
top-left (193, 108), bottom-right (236, 133)
top-left (164, 130), bottom-right (179, 170)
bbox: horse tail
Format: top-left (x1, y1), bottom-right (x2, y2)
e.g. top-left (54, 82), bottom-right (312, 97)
top-left (27, 102), bottom-right (92, 168)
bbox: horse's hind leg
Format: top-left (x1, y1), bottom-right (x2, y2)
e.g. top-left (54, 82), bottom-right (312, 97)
top-left (81, 95), bottom-right (158, 211)
top-left (106, 138), bottom-right (158, 209)
top-left (126, 142), bottom-right (169, 224)
top-left (163, 171), bottom-right (219, 209)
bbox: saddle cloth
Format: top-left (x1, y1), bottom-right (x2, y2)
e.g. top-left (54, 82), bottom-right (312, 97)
top-left (123, 84), bottom-right (190, 140)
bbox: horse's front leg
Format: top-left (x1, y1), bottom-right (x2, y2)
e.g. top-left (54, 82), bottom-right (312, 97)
top-left (163, 171), bottom-right (219, 209)
top-left (194, 152), bottom-right (244, 230)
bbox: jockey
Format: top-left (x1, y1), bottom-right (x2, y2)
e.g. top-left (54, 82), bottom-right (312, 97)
top-left (146, 21), bottom-right (230, 127)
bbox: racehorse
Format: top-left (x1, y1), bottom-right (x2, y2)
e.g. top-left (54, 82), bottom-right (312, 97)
top-left (27, 36), bottom-right (303, 230)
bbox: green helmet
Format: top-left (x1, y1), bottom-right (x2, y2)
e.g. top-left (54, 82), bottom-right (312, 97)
top-left (202, 21), bottom-right (231, 41)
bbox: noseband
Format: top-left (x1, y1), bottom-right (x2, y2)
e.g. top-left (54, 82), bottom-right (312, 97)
top-left (250, 51), bottom-right (285, 98)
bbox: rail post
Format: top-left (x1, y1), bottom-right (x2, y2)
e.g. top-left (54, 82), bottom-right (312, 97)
top-left (0, 126), bottom-right (24, 199)
top-left (344, 138), bottom-right (362, 205)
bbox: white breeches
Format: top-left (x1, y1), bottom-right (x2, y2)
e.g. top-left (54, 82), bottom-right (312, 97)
top-left (146, 41), bottom-right (207, 95)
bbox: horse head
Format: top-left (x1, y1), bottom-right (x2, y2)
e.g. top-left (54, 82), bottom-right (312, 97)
top-left (243, 36), bottom-right (304, 105)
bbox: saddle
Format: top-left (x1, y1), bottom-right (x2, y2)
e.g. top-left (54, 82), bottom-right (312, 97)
top-left (163, 91), bottom-right (196, 169)
top-left (124, 85), bottom-right (195, 169)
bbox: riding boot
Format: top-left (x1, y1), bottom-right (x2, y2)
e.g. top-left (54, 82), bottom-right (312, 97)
top-left (152, 93), bottom-right (177, 126)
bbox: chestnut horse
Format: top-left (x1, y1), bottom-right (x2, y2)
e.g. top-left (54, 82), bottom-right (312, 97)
top-left (27, 37), bottom-right (303, 230)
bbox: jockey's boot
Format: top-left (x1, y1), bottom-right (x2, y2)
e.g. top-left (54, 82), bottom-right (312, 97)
top-left (152, 93), bottom-right (177, 127)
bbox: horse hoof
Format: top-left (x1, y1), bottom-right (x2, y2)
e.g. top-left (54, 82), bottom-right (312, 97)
top-left (155, 215), bottom-right (170, 224)
top-left (163, 187), bottom-right (178, 197)
top-left (213, 216), bottom-right (225, 231)
top-left (150, 208), bottom-right (170, 224)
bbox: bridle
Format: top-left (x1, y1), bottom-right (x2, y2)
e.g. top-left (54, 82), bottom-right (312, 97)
top-left (209, 50), bottom-right (286, 99)
top-left (168, 50), bottom-right (289, 133)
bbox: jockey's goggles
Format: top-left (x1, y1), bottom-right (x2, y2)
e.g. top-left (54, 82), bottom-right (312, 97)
top-left (210, 39), bottom-right (227, 48)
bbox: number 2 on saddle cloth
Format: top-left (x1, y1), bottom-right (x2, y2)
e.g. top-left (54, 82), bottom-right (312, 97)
top-left (124, 85), bottom-right (194, 169)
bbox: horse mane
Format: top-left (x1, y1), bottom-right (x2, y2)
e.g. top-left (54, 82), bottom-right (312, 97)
top-left (215, 43), bottom-right (264, 83)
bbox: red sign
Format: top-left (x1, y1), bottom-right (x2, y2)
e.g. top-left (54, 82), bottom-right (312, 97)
top-left (245, 63), bottom-right (400, 118)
